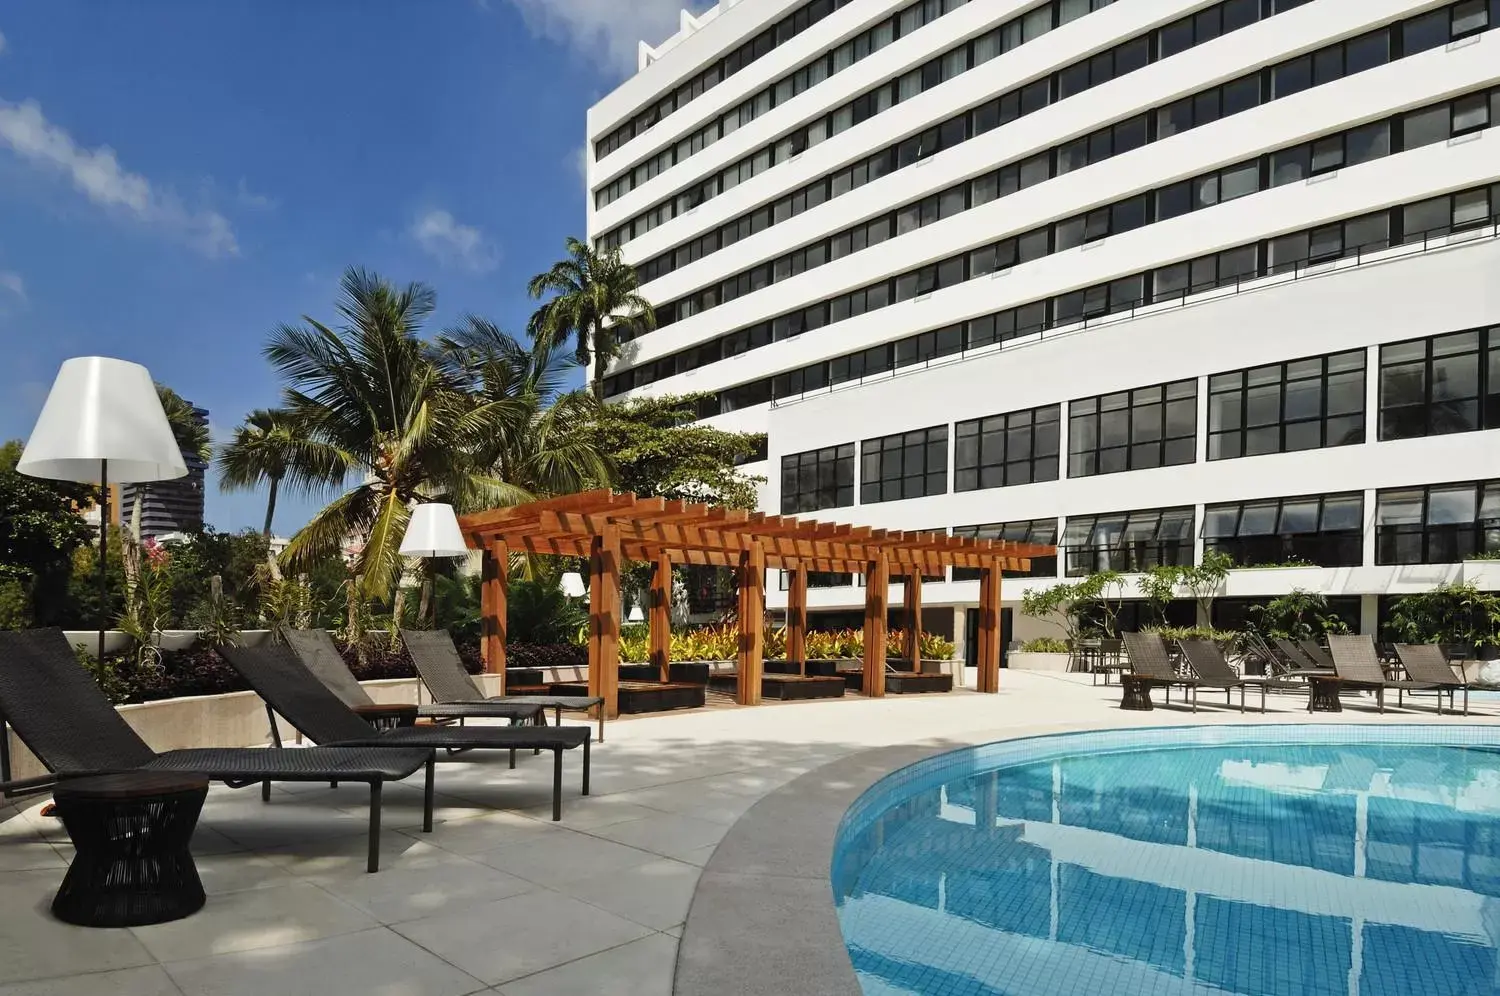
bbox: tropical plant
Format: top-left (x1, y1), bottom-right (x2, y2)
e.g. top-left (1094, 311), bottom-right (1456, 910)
top-left (1384, 582), bottom-right (1500, 648)
top-left (763, 625), bottom-right (787, 660)
top-left (527, 236), bottom-right (656, 399)
top-left (217, 408), bottom-right (344, 541)
top-left (156, 385), bottom-right (212, 464)
top-left (1020, 637), bottom-right (1070, 653)
top-left (0, 438), bottom-right (96, 628)
top-left (1249, 589), bottom-right (1351, 642)
top-left (1022, 572), bottom-right (1125, 643)
top-left (266, 267), bottom-right (520, 602)
top-left (1147, 625), bottom-right (1241, 645)
top-left (1180, 550), bottom-right (1232, 622)
top-left (1137, 566), bottom-right (1182, 628)
top-left (507, 573), bottom-right (590, 645)
top-left (919, 632), bottom-right (956, 660)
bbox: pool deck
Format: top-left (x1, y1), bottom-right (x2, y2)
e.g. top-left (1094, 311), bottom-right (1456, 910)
top-left (2, 671), bottom-right (1497, 996)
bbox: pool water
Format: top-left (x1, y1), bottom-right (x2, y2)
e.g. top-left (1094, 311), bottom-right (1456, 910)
top-left (833, 728), bottom-right (1500, 996)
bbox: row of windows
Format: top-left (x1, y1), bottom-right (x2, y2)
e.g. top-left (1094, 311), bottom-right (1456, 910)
top-left (615, 183), bottom-right (1500, 445)
top-left (1380, 327), bottom-right (1500, 441)
top-left (611, 0), bottom-right (1480, 298)
top-left (654, 29), bottom-right (1493, 327)
top-left (610, 78), bottom-right (1500, 390)
top-left (605, 0), bottom-right (1297, 263)
top-left (773, 478), bottom-right (1500, 587)
top-left (593, 0), bottom-right (859, 162)
top-left (595, 0), bottom-right (986, 207)
top-left (1070, 380), bottom-right (1197, 478)
top-left (1208, 351), bottom-right (1366, 461)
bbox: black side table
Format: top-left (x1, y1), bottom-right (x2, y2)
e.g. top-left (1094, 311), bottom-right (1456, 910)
top-left (1307, 675), bottom-right (1344, 713)
top-left (51, 772), bottom-right (209, 927)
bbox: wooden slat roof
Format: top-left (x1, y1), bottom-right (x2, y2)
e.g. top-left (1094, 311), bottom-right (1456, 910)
top-left (459, 490), bottom-right (1054, 574)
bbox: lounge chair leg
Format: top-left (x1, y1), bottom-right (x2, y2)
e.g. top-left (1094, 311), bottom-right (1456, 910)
top-left (330, 781), bottom-right (338, 789)
top-left (1240, 687), bottom-right (1245, 714)
top-left (598, 706), bottom-right (604, 744)
top-left (1192, 688), bottom-right (1197, 714)
top-left (552, 749), bottom-right (563, 821)
top-left (1464, 687), bottom-right (1469, 716)
top-left (1378, 689), bottom-right (1385, 714)
top-left (261, 780), bottom-right (270, 802)
top-left (423, 755), bottom-right (435, 833)
top-left (368, 781), bottom-right (382, 873)
top-left (509, 748), bottom-right (515, 770)
top-left (582, 738), bottom-right (591, 796)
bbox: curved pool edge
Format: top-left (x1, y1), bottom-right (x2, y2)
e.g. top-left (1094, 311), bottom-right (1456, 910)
top-left (673, 741), bottom-right (952, 996)
top-left (673, 722), bottom-right (1500, 996)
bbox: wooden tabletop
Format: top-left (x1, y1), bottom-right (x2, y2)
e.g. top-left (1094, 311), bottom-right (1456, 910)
top-left (352, 703), bottom-right (419, 716)
top-left (54, 772), bottom-right (210, 801)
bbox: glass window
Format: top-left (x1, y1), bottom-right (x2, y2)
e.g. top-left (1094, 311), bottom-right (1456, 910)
top-left (1069, 379), bottom-right (1197, 478)
top-left (954, 404), bottom-right (1061, 492)
top-left (1377, 480), bottom-right (1500, 564)
top-left (780, 444), bottom-right (855, 514)
top-left (1403, 105), bottom-right (1451, 150)
top-left (1063, 506), bottom-right (1195, 576)
top-left (861, 426), bottom-right (948, 504)
top-left (953, 520), bottom-right (1058, 580)
top-left (1204, 493), bottom-right (1365, 567)
top-left (1380, 327), bottom-right (1499, 440)
top-left (1209, 349), bottom-right (1366, 460)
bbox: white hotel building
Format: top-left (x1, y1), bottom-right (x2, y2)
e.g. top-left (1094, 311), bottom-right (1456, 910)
top-left (585, 0), bottom-right (1500, 663)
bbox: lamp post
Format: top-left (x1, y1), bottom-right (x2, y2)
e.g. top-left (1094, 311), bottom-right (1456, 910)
top-left (18, 358), bottom-right (188, 659)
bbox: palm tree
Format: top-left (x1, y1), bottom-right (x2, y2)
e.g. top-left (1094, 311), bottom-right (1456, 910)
top-left (436, 316), bottom-right (612, 503)
top-left (156, 385), bottom-right (212, 465)
top-left (217, 408), bottom-right (343, 538)
top-left (266, 267), bottom-right (520, 601)
top-left (527, 237), bottom-right (656, 399)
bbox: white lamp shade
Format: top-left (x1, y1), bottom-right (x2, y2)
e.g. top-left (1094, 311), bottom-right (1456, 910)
top-left (18, 357), bottom-right (189, 484)
top-left (559, 572), bottom-right (586, 598)
top-left (399, 503), bottom-right (469, 557)
top-left (627, 604), bottom-right (644, 622)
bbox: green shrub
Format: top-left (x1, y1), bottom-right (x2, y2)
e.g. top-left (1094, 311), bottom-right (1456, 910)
top-left (1021, 637), bottom-right (1069, 653)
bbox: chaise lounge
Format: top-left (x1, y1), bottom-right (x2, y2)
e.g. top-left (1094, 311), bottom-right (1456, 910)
top-left (0, 629), bottom-right (432, 872)
top-left (1177, 639), bottom-right (1275, 713)
top-left (1326, 634), bottom-right (1440, 713)
top-left (1393, 643), bottom-right (1471, 715)
top-left (1119, 633), bottom-right (1201, 712)
top-left (219, 644), bottom-right (592, 820)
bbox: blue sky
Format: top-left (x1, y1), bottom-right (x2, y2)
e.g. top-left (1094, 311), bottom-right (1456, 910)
top-left (0, 0), bottom-right (698, 534)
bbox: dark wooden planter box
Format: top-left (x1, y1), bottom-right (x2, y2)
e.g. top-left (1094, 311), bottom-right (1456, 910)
top-left (507, 668), bottom-right (544, 686)
top-left (549, 680), bottom-right (705, 714)
top-left (838, 668), bottom-right (864, 692)
top-left (618, 662), bottom-right (712, 684)
top-left (764, 659), bottom-right (801, 675)
top-left (706, 673), bottom-right (845, 700)
top-left (805, 659), bottom-right (847, 677)
top-left (887, 673), bottom-right (954, 694)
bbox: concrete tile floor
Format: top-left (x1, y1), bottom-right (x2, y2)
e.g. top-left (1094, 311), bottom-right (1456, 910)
top-left (2, 671), bottom-right (1497, 995)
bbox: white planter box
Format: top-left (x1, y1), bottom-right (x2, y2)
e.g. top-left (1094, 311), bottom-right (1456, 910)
top-left (1462, 561), bottom-right (1500, 590)
top-left (1222, 567), bottom-right (1327, 598)
top-left (1009, 652), bottom-right (1072, 673)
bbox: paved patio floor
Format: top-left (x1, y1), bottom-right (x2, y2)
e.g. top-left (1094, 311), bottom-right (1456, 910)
top-left (2, 671), bottom-right (1496, 995)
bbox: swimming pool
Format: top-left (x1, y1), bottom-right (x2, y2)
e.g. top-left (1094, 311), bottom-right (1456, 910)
top-left (832, 726), bottom-right (1500, 996)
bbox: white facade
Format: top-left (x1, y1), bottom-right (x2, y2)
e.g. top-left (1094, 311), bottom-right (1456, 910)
top-left (586, 0), bottom-right (1500, 645)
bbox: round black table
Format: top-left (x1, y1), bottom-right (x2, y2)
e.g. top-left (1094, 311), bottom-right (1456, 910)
top-left (51, 772), bottom-right (209, 927)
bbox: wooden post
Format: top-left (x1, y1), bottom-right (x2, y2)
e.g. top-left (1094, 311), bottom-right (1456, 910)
top-left (863, 556), bottom-right (889, 697)
top-left (736, 544), bottom-right (765, 705)
top-left (650, 553), bottom-right (672, 683)
top-left (489, 541), bottom-right (508, 691)
top-left (787, 567), bottom-right (807, 676)
top-left (976, 563), bottom-right (1002, 693)
top-left (903, 573), bottom-right (923, 670)
top-left (589, 525), bottom-right (621, 718)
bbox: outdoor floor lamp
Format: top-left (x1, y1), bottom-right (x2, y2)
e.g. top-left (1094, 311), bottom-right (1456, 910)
top-left (18, 357), bottom-right (187, 659)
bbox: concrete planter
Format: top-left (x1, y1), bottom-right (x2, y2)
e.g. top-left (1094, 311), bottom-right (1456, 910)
top-left (61, 628), bottom-right (275, 659)
top-left (1009, 651), bottom-right (1073, 673)
top-left (1223, 567), bottom-right (1327, 598)
top-left (1463, 560), bottom-right (1500, 590)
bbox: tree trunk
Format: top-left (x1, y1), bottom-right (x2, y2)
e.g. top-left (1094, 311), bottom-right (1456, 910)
top-left (417, 577), bottom-right (432, 628)
top-left (390, 585), bottom-right (407, 649)
top-left (262, 477), bottom-right (279, 538)
top-left (590, 346), bottom-right (606, 400)
top-left (295, 573), bottom-right (312, 629)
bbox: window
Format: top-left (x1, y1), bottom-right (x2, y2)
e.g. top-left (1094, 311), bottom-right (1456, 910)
top-left (1069, 379), bottom-right (1196, 477)
top-left (1208, 350), bottom-right (1366, 459)
top-left (779, 571), bottom-right (853, 590)
top-left (1062, 507), bottom-right (1195, 576)
top-left (1402, 186), bottom-right (1497, 242)
top-left (954, 404), bottom-right (1061, 491)
top-left (1377, 480), bottom-right (1500, 564)
top-left (780, 444), bottom-right (854, 513)
top-left (1203, 493), bottom-right (1364, 567)
top-left (953, 520), bottom-right (1058, 579)
top-left (861, 426), bottom-right (948, 503)
top-left (1380, 327), bottom-right (1500, 439)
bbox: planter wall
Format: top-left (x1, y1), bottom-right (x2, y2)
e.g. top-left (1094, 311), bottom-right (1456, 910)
top-left (61, 629), bottom-right (276, 660)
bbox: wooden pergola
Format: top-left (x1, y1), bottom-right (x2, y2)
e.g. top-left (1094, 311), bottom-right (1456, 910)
top-left (458, 490), bottom-right (1056, 718)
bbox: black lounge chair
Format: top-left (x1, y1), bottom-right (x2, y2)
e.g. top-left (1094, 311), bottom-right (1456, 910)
top-left (280, 628), bottom-right (537, 729)
top-left (1298, 639), bottom-right (1338, 671)
top-left (401, 629), bottom-right (606, 742)
top-left (1120, 633), bottom-right (1201, 711)
top-left (1272, 638), bottom-right (1335, 676)
top-left (1393, 644), bottom-right (1470, 715)
top-left (218, 645), bottom-right (590, 820)
top-left (1177, 640), bottom-right (1271, 713)
top-left (0, 629), bottom-right (430, 872)
top-left (1326, 635), bottom-right (1439, 713)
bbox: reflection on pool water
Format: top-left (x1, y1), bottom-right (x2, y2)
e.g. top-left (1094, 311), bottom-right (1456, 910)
top-left (832, 728), bottom-right (1500, 996)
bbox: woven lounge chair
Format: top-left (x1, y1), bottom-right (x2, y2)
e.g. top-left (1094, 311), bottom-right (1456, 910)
top-left (1326, 635), bottom-right (1439, 713)
top-left (0, 629), bottom-right (430, 872)
top-left (1272, 638), bottom-right (1335, 676)
top-left (1120, 633), bottom-right (1201, 711)
top-left (219, 645), bottom-right (590, 820)
top-left (281, 628), bottom-right (537, 730)
top-left (401, 629), bottom-right (606, 742)
top-left (1298, 639), bottom-right (1338, 671)
top-left (1393, 644), bottom-right (1470, 715)
top-left (1177, 640), bottom-right (1271, 713)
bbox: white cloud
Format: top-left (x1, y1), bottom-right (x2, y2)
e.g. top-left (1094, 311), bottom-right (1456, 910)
top-left (0, 30), bottom-right (8, 57)
top-left (503, 0), bottom-right (708, 77)
top-left (569, 144), bottom-right (587, 184)
top-left (0, 97), bottom-right (238, 257)
top-left (0, 271), bottom-right (22, 301)
top-left (236, 177), bottom-right (277, 211)
top-left (410, 209), bottom-right (499, 273)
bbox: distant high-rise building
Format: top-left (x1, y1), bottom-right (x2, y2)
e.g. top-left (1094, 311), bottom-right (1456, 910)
top-left (122, 403), bottom-right (208, 538)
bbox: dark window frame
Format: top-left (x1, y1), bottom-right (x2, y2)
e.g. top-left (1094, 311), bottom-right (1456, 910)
top-left (1208, 349), bottom-right (1367, 460)
top-left (954, 404), bottom-right (1061, 491)
top-left (1062, 507), bottom-right (1195, 576)
top-left (1202, 493), bottom-right (1364, 567)
top-left (860, 425), bottom-right (949, 504)
top-left (1069, 379), bottom-right (1198, 478)
top-left (1379, 326), bottom-right (1500, 440)
top-left (780, 444), bottom-right (855, 514)
top-left (1376, 480), bottom-right (1500, 564)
